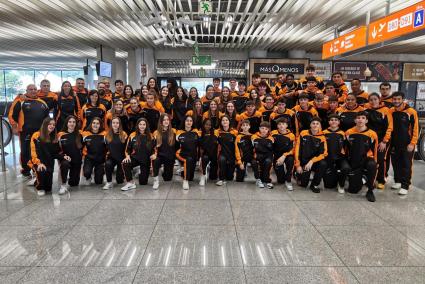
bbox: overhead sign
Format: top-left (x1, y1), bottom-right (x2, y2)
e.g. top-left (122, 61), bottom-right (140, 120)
top-left (253, 63), bottom-right (305, 74)
top-left (199, 1), bottom-right (213, 15)
top-left (333, 62), bottom-right (368, 81)
top-left (403, 63), bottom-right (425, 81)
top-left (322, 27), bottom-right (367, 59)
top-left (192, 55), bottom-right (212, 65)
top-left (368, 1), bottom-right (425, 45)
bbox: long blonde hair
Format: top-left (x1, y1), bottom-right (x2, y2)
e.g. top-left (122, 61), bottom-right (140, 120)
top-left (106, 117), bottom-right (127, 143)
top-left (156, 113), bottom-right (175, 146)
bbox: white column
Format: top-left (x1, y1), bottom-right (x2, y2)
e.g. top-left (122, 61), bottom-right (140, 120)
top-left (288, 49), bottom-right (306, 58)
top-left (115, 59), bottom-right (127, 84)
top-left (142, 48), bottom-right (155, 83)
top-left (84, 66), bottom-right (95, 90)
top-left (128, 48), bottom-right (142, 88)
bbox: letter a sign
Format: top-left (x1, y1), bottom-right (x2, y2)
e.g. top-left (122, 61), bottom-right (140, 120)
top-left (414, 10), bottom-right (424, 28)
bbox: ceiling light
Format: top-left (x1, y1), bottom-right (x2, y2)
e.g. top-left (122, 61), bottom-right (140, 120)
top-left (178, 17), bottom-right (197, 27)
top-left (182, 38), bottom-right (196, 46)
top-left (153, 38), bottom-right (167, 45)
top-left (225, 15), bottom-right (233, 29)
top-left (189, 63), bottom-right (216, 69)
top-left (202, 16), bottom-right (211, 28)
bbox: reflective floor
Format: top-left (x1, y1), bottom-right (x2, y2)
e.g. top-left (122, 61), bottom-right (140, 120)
top-left (1, 147), bottom-right (425, 283)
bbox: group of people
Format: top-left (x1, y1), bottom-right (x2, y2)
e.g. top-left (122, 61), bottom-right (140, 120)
top-left (7, 64), bottom-right (419, 202)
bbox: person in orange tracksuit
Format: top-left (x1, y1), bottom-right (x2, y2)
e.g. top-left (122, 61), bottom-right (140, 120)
top-left (350, 78), bottom-right (369, 106)
top-left (379, 82), bottom-right (393, 108)
top-left (364, 93), bottom-right (393, 190)
top-left (309, 93), bottom-right (329, 129)
top-left (345, 111), bottom-right (378, 202)
top-left (10, 84), bottom-right (50, 177)
top-left (141, 90), bottom-right (165, 131)
top-left (336, 93), bottom-right (364, 131)
top-left (186, 99), bottom-right (203, 130)
top-left (105, 99), bottom-right (129, 133)
top-left (247, 73), bottom-right (261, 93)
top-left (73, 77), bottom-right (88, 105)
top-left (298, 64), bottom-right (325, 91)
top-left (277, 74), bottom-right (299, 109)
top-left (37, 79), bottom-right (58, 112)
top-left (258, 95), bottom-right (275, 122)
top-left (30, 117), bottom-right (70, 196)
top-left (202, 100), bottom-right (222, 129)
top-left (81, 90), bottom-right (107, 130)
top-left (201, 85), bottom-right (216, 112)
top-left (232, 80), bottom-right (249, 114)
top-left (390, 91), bottom-right (419, 195)
top-left (332, 72), bottom-right (349, 104)
top-left (293, 93), bottom-right (319, 136)
top-left (251, 122), bottom-right (275, 189)
top-left (55, 81), bottom-right (81, 130)
top-left (237, 100), bottom-right (262, 134)
top-left (299, 76), bottom-right (323, 101)
top-left (126, 97), bottom-right (145, 133)
top-left (294, 117), bottom-right (327, 193)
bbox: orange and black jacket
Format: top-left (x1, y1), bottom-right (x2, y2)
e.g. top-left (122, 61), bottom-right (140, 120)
top-left (99, 95), bottom-right (113, 111)
top-left (299, 76), bottom-right (325, 91)
top-left (352, 91), bottom-right (369, 106)
top-left (126, 132), bottom-right (155, 162)
top-left (58, 130), bottom-right (83, 163)
top-left (231, 91), bottom-right (250, 114)
top-left (153, 129), bottom-right (176, 159)
top-left (73, 86), bottom-right (89, 105)
top-left (82, 103), bottom-right (107, 130)
top-left (125, 104), bottom-right (146, 133)
top-left (269, 108), bottom-right (296, 132)
top-left (390, 103), bottom-right (419, 148)
top-left (258, 105), bottom-right (275, 122)
top-left (11, 97), bottom-right (50, 133)
top-left (176, 129), bottom-right (200, 159)
top-left (309, 101), bottom-right (329, 128)
top-left (323, 128), bottom-right (345, 161)
top-left (7, 95), bottom-right (23, 128)
top-left (364, 103), bottom-right (393, 143)
top-left (141, 101), bottom-right (165, 131)
top-left (303, 87), bottom-right (323, 101)
top-left (106, 132), bottom-right (128, 162)
top-left (202, 111), bottom-right (222, 130)
top-left (201, 95), bottom-right (215, 113)
top-left (278, 82), bottom-right (299, 109)
top-left (336, 104), bottom-right (364, 131)
top-left (381, 95), bottom-right (393, 108)
top-left (237, 111), bottom-right (262, 134)
top-left (235, 133), bottom-right (254, 165)
top-left (159, 96), bottom-right (173, 114)
top-left (171, 97), bottom-right (189, 127)
top-left (105, 111), bottom-right (130, 133)
top-left (200, 131), bottom-right (218, 158)
top-left (294, 130), bottom-right (328, 167)
top-left (252, 133), bottom-right (274, 159)
top-left (215, 128), bottom-right (238, 160)
top-left (37, 91), bottom-right (57, 112)
top-left (271, 129), bottom-right (295, 159)
top-left (186, 110), bottom-right (203, 130)
top-left (82, 130), bottom-right (106, 163)
top-left (112, 92), bottom-right (124, 103)
top-left (55, 94), bottom-right (81, 129)
top-left (293, 105), bottom-right (319, 136)
top-left (30, 131), bottom-right (63, 169)
top-left (334, 82), bottom-right (349, 104)
top-left (345, 127), bottom-right (378, 168)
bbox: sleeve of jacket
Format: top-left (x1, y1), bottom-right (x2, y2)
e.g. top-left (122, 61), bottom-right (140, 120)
top-left (383, 108), bottom-right (393, 143)
top-left (294, 135), bottom-right (301, 167)
top-left (409, 109), bottom-right (419, 146)
top-left (30, 132), bottom-right (41, 166)
top-left (311, 136), bottom-right (328, 163)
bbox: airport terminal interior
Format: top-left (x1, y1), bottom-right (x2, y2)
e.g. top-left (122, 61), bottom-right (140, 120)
top-left (1, 0), bottom-right (425, 283)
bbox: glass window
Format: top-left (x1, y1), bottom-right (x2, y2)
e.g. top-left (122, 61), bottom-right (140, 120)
top-left (62, 70), bottom-right (84, 86)
top-left (0, 71), bottom-right (4, 102)
top-left (35, 70), bottom-right (62, 92)
top-left (181, 78), bottom-right (213, 97)
top-left (4, 70), bottom-right (35, 102)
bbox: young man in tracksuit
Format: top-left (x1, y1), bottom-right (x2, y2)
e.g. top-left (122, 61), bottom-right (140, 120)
top-left (323, 114), bottom-right (350, 193)
top-left (235, 120), bottom-right (257, 182)
top-left (10, 84), bottom-right (50, 177)
top-left (251, 121), bottom-right (275, 189)
top-left (390, 92), bottom-right (419, 195)
top-left (345, 111), bottom-right (378, 202)
top-left (295, 116), bottom-right (327, 193)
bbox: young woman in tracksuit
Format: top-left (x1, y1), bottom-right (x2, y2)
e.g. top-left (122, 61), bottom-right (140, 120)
top-left (82, 90), bottom-right (106, 130)
top-left (202, 100), bottom-right (221, 129)
top-left (251, 121), bottom-right (275, 189)
top-left (186, 99), bottom-right (203, 130)
top-left (215, 115), bottom-right (238, 185)
top-left (81, 117), bottom-right (107, 185)
top-left (364, 92), bottom-right (393, 190)
top-left (55, 81), bottom-right (81, 131)
top-left (30, 117), bottom-right (70, 196)
top-left (105, 99), bottom-right (129, 133)
top-left (171, 87), bottom-right (188, 129)
top-left (121, 118), bottom-right (156, 191)
top-left (103, 117), bottom-right (128, 190)
top-left (176, 116), bottom-right (200, 190)
top-left (199, 119), bottom-right (218, 185)
top-left (271, 117), bottom-right (295, 191)
top-left (58, 115), bottom-right (83, 194)
top-left (152, 113), bottom-right (176, 189)
top-left (235, 120), bottom-right (257, 182)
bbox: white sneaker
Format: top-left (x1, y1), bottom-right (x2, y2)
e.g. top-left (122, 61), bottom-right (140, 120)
top-left (153, 176), bottom-right (159, 190)
top-left (121, 182), bottom-right (136, 191)
top-left (216, 180), bottom-right (225, 186)
top-left (337, 185), bottom-right (345, 194)
top-left (285, 182), bottom-right (293, 191)
top-left (183, 180), bottom-right (189, 190)
top-left (37, 190), bottom-right (45, 196)
top-left (256, 179), bottom-right (264, 188)
top-left (81, 178), bottom-right (91, 186)
top-left (102, 182), bottom-right (113, 190)
top-left (26, 176), bottom-right (37, 186)
top-left (58, 185), bottom-right (68, 195)
top-left (398, 188), bottom-right (408, 195)
top-left (266, 183), bottom-right (274, 189)
top-left (391, 183), bottom-right (401, 190)
top-left (199, 175), bottom-right (206, 186)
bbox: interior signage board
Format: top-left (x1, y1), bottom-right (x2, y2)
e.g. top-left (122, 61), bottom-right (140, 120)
top-left (403, 63), bottom-right (425, 81)
top-left (333, 62), bottom-right (368, 81)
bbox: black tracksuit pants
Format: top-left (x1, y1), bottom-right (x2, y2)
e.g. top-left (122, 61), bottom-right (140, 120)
top-left (201, 154), bottom-right (218, 180)
top-left (19, 130), bottom-right (34, 175)
top-left (274, 155), bottom-right (294, 184)
top-left (122, 158), bottom-right (151, 185)
top-left (218, 154), bottom-right (235, 181)
top-left (236, 159), bottom-right (258, 182)
top-left (347, 158), bottom-right (377, 193)
top-left (105, 157), bottom-right (125, 184)
top-left (297, 160), bottom-right (327, 188)
top-left (35, 167), bottom-right (54, 192)
top-left (252, 155), bottom-right (273, 183)
top-left (152, 156), bottom-right (174, 181)
top-left (391, 147), bottom-right (414, 190)
top-left (323, 158), bottom-right (351, 188)
top-left (83, 157), bottom-right (104, 184)
top-left (60, 159), bottom-right (82, 186)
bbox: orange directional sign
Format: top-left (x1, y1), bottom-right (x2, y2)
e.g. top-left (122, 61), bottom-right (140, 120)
top-left (369, 1), bottom-right (425, 44)
top-left (322, 27), bottom-right (367, 59)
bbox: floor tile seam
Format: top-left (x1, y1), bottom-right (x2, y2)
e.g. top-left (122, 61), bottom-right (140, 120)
top-left (290, 199), bottom-right (361, 284)
top-left (224, 182), bottom-right (248, 284)
top-left (130, 181), bottom-right (173, 284)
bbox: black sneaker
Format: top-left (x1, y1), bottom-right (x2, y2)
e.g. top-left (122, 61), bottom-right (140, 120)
top-left (366, 190), bottom-right (376, 202)
top-left (310, 185), bottom-right (320, 193)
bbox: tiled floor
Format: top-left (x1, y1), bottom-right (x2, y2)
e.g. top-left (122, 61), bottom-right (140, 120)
top-left (0, 151), bottom-right (425, 283)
